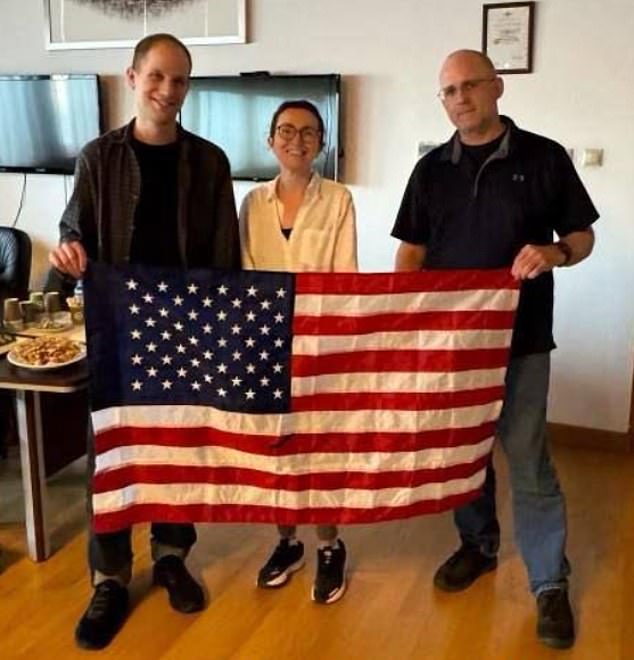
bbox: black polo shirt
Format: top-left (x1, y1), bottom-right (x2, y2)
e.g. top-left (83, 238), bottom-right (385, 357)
top-left (391, 116), bottom-right (599, 357)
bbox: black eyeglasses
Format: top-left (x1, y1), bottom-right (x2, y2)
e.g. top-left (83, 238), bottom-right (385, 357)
top-left (275, 124), bottom-right (321, 143)
top-left (437, 77), bottom-right (497, 101)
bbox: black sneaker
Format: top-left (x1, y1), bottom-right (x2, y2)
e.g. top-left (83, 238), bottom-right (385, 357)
top-left (153, 555), bottom-right (205, 613)
top-left (433, 544), bottom-right (497, 592)
top-left (537, 588), bottom-right (575, 649)
top-left (312, 540), bottom-right (347, 604)
top-left (75, 579), bottom-right (130, 650)
top-left (257, 538), bottom-right (305, 588)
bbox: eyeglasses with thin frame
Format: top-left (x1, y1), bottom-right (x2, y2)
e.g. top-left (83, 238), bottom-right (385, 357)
top-left (437, 77), bottom-right (497, 102)
top-left (275, 123), bottom-right (321, 143)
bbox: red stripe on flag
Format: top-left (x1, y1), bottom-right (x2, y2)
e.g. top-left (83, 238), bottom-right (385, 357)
top-left (92, 489), bottom-right (484, 533)
top-left (292, 348), bottom-right (510, 377)
top-left (94, 422), bottom-right (496, 455)
top-left (290, 386), bottom-right (505, 412)
top-left (295, 269), bottom-right (518, 295)
top-left (292, 310), bottom-right (517, 335)
top-left (93, 454), bottom-right (489, 494)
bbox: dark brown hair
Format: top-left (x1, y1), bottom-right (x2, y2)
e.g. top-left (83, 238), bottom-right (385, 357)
top-left (269, 100), bottom-right (325, 149)
top-left (132, 33), bottom-right (192, 73)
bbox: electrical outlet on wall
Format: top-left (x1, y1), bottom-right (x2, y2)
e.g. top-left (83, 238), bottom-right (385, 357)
top-left (581, 148), bottom-right (603, 167)
top-left (417, 142), bottom-right (438, 159)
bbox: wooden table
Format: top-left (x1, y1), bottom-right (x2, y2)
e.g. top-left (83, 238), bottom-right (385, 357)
top-left (0, 332), bottom-right (89, 561)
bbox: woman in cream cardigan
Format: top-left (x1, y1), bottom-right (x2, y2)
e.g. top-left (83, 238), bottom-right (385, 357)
top-left (239, 100), bottom-right (358, 604)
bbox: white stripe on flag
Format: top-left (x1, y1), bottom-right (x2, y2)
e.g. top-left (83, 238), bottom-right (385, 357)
top-left (294, 288), bottom-right (519, 315)
top-left (94, 436), bottom-right (494, 476)
top-left (92, 401), bottom-right (503, 436)
top-left (93, 468), bottom-right (487, 514)
top-left (294, 329), bottom-right (513, 354)
top-left (291, 368), bottom-right (507, 396)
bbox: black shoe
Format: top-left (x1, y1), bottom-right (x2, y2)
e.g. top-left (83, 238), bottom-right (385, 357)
top-left (75, 580), bottom-right (130, 650)
top-left (433, 544), bottom-right (497, 592)
top-left (537, 589), bottom-right (575, 649)
top-left (153, 555), bottom-right (205, 613)
top-left (312, 540), bottom-right (347, 604)
top-left (257, 538), bottom-right (305, 588)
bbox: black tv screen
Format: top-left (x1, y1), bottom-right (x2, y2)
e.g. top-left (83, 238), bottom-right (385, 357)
top-left (0, 74), bottom-right (102, 175)
top-left (180, 74), bottom-right (341, 181)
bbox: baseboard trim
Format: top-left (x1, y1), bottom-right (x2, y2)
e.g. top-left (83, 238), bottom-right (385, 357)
top-left (548, 422), bottom-right (632, 453)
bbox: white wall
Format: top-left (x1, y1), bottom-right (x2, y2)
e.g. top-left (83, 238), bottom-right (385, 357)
top-left (0, 0), bottom-right (632, 433)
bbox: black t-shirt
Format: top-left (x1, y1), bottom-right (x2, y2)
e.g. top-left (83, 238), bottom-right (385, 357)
top-left (391, 117), bottom-right (599, 357)
top-left (129, 137), bottom-right (181, 267)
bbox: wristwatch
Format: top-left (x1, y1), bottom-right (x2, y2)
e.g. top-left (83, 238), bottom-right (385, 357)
top-left (554, 241), bottom-right (572, 267)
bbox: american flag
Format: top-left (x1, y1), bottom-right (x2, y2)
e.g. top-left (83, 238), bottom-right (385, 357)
top-left (84, 262), bottom-right (518, 533)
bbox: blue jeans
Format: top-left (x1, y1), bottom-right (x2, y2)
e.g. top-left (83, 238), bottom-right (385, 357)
top-left (453, 352), bottom-right (570, 595)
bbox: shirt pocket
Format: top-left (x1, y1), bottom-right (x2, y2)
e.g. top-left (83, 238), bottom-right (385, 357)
top-left (296, 228), bottom-right (332, 271)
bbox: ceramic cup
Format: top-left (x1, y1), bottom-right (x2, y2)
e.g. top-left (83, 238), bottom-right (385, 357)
top-left (44, 291), bottom-right (62, 314)
top-left (3, 297), bottom-right (21, 322)
top-left (19, 300), bottom-right (37, 325)
top-left (3, 298), bottom-right (24, 331)
top-left (29, 291), bottom-right (45, 312)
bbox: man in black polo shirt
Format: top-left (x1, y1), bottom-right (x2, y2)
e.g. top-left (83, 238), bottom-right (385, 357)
top-left (392, 49), bottom-right (598, 649)
top-left (49, 34), bottom-right (240, 650)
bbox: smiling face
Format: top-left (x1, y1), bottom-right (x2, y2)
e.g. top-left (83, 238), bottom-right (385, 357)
top-left (268, 107), bottom-right (322, 176)
top-left (439, 50), bottom-right (505, 144)
top-left (126, 39), bottom-right (190, 133)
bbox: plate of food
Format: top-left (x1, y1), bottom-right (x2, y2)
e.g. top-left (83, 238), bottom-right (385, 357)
top-left (32, 315), bottom-right (74, 333)
top-left (7, 336), bottom-right (86, 370)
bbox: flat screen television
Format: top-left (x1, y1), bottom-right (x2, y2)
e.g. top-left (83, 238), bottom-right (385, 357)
top-left (0, 74), bottom-right (102, 175)
top-left (180, 74), bottom-right (341, 181)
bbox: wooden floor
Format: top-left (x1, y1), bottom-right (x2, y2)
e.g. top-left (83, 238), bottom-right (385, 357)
top-left (1, 442), bottom-right (633, 660)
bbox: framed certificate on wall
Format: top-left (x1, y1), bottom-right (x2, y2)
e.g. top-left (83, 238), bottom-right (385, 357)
top-left (482, 2), bottom-right (535, 74)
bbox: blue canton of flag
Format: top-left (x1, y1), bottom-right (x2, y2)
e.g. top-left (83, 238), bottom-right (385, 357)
top-left (84, 262), bottom-right (294, 414)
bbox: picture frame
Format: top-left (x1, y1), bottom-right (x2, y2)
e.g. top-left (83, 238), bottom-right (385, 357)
top-left (44, 0), bottom-right (246, 51)
top-left (482, 2), bottom-right (535, 74)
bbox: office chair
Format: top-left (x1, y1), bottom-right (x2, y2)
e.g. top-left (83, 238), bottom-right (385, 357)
top-left (0, 226), bottom-right (32, 457)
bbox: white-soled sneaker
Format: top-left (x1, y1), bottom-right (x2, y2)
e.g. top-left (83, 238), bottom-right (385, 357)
top-left (312, 539), bottom-right (347, 604)
top-left (257, 538), bottom-right (305, 588)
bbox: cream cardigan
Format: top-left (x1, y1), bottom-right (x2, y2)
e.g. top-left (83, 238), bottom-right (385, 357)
top-left (238, 173), bottom-right (358, 272)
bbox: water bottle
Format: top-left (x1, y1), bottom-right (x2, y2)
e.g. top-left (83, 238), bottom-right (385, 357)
top-left (69, 279), bottom-right (84, 324)
top-left (74, 279), bottom-right (84, 303)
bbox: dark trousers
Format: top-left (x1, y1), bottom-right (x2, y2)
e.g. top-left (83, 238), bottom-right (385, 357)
top-left (86, 424), bottom-right (196, 582)
top-left (89, 523), bottom-right (197, 582)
